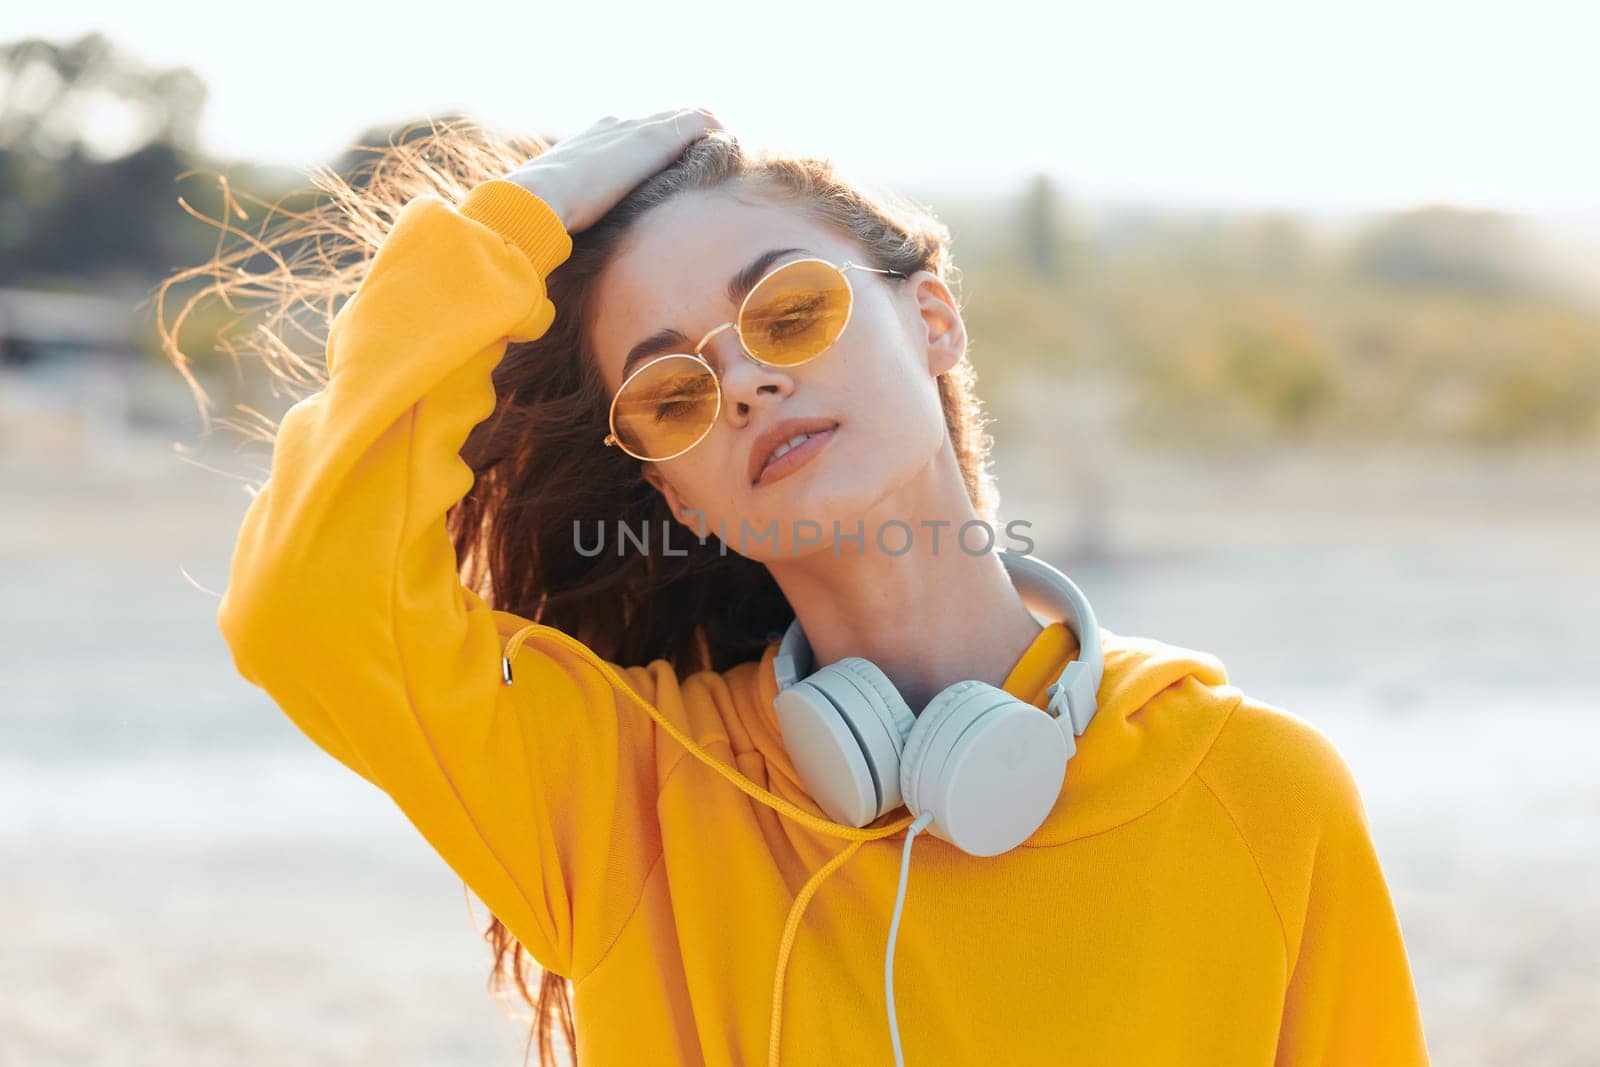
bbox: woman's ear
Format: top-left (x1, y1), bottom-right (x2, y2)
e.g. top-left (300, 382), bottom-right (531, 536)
top-left (908, 270), bottom-right (967, 378)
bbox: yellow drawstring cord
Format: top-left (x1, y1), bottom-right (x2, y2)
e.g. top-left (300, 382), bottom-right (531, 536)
top-left (501, 621), bottom-right (917, 1066)
top-left (770, 837), bottom-right (866, 1067)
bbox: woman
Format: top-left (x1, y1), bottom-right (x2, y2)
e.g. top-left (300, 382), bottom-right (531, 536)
top-left (173, 109), bottom-right (1429, 1065)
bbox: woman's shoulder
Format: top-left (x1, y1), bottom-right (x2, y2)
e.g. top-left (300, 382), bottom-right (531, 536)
top-left (1195, 693), bottom-right (1367, 828)
top-left (1192, 691), bottom-right (1383, 936)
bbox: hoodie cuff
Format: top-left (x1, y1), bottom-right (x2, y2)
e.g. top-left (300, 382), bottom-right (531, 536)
top-left (458, 179), bottom-right (574, 279)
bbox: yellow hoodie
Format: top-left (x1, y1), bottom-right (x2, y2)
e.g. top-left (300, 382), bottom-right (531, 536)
top-left (217, 178), bottom-right (1430, 1066)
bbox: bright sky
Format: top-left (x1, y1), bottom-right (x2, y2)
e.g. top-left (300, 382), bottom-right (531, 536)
top-left (15, 0), bottom-right (1600, 218)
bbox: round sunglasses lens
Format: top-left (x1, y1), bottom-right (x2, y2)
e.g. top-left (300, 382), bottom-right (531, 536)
top-left (740, 259), bottom-right (852, 366)
top-left (611, 355), bottom-right (719, 460)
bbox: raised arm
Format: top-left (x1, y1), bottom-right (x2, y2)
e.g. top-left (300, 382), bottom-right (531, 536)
top-left (216, 177), bottom-right (659, 982)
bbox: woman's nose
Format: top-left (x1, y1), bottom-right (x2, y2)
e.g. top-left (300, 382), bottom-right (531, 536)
top-left (710, 335), bottom-right (794, 421)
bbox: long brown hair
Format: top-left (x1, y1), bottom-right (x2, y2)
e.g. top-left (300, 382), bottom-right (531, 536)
top-left (158, 117), bottom-right (997, 1066)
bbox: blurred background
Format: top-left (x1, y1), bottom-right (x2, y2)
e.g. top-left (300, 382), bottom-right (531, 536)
top-left (3, 4), bottom-right (1597, 1065)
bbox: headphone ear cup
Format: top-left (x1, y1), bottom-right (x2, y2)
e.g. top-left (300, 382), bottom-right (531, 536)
top-left (774, 656), bottom-right (916, 827)
top-left (829, 657), bottom-right (917, 810)
top-left (899, 681), bottom-right (1071, 857)
top-left (899, 680), bottom-right (985, 820)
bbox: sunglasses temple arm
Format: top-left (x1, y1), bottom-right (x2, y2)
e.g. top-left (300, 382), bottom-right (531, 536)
top-left (843, 263), bottom-right (908, 279)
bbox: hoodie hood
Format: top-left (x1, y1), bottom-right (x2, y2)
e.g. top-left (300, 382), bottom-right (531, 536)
top-left (753, 621), bottom-right (1243, 847)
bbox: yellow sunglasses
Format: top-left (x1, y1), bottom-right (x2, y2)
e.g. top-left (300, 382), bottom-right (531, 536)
top-left (603, 256), bottom-right (908, 462)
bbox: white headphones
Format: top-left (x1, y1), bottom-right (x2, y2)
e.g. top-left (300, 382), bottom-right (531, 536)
top-left (772, 550), bottom-right (1104, 858)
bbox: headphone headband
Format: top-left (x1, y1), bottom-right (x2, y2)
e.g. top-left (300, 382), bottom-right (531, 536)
top-left (774, 550), bottom-right (1103, 736)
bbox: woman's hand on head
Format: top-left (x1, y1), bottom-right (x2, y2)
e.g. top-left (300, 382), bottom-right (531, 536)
top-left (503, 108), bottom-right (724, 234)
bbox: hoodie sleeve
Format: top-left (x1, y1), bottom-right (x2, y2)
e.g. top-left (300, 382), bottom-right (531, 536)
top-left (1195, 699), bottom-right (1430, 1066)
top-left (1272, 758), bottom-right (1430, 1064)
top-left (215, 179), bottom-right (663, 983)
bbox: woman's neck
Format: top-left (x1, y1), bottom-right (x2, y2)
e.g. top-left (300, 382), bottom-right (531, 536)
top-left (763, 448), bottom-right (1042, 712)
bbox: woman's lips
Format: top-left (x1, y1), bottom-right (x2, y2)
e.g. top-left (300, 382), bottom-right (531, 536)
top-left (754, 426), bottom-right (837, 488)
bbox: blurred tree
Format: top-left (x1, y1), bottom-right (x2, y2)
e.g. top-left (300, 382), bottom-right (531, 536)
top-left (1347, 206), bottom-right (1536, 294)
top-left (1016, 171), bottom-right (1068, 280)
top-left (0, 32), bottom-right (208, 287)
top-left (1236, 212), bottom-right (1312, 279)
top-left (0, 32), bottom-right (205, 158)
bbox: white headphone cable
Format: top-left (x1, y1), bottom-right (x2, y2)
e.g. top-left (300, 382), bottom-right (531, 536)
top-left (887, 810), bottom-right (935, 1066)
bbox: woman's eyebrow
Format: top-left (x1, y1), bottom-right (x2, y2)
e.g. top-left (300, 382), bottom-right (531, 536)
top-left (619, 246), bottom-right (815, 379)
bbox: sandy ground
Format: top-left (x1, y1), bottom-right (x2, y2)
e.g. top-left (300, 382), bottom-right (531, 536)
top-left (3, 365), bottom-right (1598, 1065)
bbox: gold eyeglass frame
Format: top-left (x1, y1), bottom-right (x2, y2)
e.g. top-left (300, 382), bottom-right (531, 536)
top-left (602, 257), bottom-right (908, 462)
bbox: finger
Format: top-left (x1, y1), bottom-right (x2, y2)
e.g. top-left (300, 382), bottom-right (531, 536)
top-left (666, 111), bottom-right (701, 139)
top-left (661, 109), bottom-right (718, 141)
